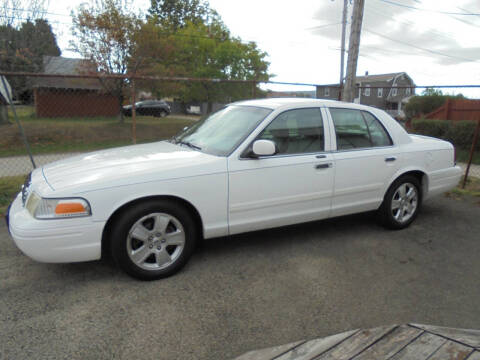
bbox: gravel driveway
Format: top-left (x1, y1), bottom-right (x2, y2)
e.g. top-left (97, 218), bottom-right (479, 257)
top-left (1, 196), bottom-right (480, 360)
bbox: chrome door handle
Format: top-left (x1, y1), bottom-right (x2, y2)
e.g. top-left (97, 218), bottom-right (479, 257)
top-left (385, 157), bottom-right (396, 162)
top-left (315, 163), bottom-right (332, 169)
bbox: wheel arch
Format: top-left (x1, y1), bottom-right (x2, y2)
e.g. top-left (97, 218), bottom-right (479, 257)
top-left (101, 195), bottom-right (204, 259)
top-left (384, 168), bottom-right (429, 200)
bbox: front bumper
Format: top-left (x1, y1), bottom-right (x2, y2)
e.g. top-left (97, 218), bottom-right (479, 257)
top-left (8, 193), bottom-right (105, 263)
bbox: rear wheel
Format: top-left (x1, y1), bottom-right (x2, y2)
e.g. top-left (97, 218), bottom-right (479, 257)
top-left (110, 199), bottom-right (197, 280)
top-left (379, 175), bottom-right (421, 229)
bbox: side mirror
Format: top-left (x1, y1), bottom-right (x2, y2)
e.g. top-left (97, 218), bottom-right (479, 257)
top-left (252, 139), bottom-right (276, 157)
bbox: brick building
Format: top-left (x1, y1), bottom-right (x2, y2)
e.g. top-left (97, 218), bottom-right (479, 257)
top-left (33, 56), bottom-right (120, 118)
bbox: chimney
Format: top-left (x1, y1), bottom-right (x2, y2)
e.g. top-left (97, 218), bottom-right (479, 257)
top-left (365, 71), bottom-right (369, 76)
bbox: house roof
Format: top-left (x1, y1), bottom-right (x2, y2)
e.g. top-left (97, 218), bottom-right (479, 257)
top-left (356, 72), bottom-right (404, 82)
top-left (34, 56), bottom-right (103, 90)
top-left (317, 72), bottom-right (415, 87)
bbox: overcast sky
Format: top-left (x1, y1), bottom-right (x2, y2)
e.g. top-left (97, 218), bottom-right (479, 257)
top-left (46, 0), bottom-right (480, 97)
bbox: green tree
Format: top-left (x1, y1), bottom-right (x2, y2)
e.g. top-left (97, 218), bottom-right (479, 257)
top-left (148, 0), bottom-right (221, 30)
top-left (0, 19), bottom-right (60, 102)
top-left (134, 19), bottom-right (270, 110)
top-left (71, 0), bottom-right (142, 121)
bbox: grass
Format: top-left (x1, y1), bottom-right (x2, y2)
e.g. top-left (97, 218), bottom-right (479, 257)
top-left (446, 176), bottom-right (480, 205)
top-left (1, 106), bottom-right (196, 157)
top-left (0, 175), bottom-right (24, 217)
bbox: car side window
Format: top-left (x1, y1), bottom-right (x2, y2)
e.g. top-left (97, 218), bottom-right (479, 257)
top-left (330, 108), bottom-right (392, 150)
top-left (361, 111), bottom-right (392, 147)
top-left (258, 108), bottom-right (324, 155)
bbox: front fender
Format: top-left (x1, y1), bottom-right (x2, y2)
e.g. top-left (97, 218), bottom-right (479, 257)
top-left (83, 173), bottom-right (229, 239)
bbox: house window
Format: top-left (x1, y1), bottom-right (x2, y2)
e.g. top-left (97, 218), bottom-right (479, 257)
top-left (325, 87), bottom-right (330, 97)
top-left (392, 87), bottom-right (398, 96)
top-left (364, 85), bottom-right (370, 96)
top-left (378, 87), bottom-right (383, 98)
top-left (406, 87), bottom-right (411, 95)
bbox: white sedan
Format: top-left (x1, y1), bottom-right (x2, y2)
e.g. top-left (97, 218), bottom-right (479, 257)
top-left (7, 99), bottom-right (462, 280)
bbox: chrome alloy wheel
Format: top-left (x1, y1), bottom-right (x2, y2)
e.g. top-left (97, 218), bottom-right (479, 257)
top-left (126, 213), bottom-right (185, 271)
top-left (391, 183), bottom-right (418, 223)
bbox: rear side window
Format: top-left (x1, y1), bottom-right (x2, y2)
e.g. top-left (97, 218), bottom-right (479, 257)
top-left (329, 108), bottom-right (392, 150)
top-left (361, 111), bottom-right (392, 147)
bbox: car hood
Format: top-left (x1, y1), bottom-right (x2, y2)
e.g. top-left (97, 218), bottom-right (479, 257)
top-left (42, 141), bottom-right (226, 193)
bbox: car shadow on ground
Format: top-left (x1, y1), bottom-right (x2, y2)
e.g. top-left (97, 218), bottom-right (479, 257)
top-left (36, 200), bottom-right (445, 281)
top-left (198, 211), bottom-right (378, 254)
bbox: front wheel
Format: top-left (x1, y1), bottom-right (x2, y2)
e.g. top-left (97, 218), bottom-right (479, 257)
top-left (110, 200), bottom-right (197, 280)
top-left (379, 175), bottom-right (422, 229)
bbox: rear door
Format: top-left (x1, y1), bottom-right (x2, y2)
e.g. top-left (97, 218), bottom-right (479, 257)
top-left (327, 107), bottom-right (401, 217)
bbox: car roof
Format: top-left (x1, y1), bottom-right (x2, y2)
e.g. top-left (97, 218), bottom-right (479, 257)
top-left (232, 98), bottom-right (364, 110)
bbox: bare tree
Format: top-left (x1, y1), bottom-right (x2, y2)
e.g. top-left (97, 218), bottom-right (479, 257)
top-left (0, 0), bottom-right (49, 27)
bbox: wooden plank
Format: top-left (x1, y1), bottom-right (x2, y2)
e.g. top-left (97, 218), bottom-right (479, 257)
top-left (466, 351), bottom-right (480, 360)
top-left (411, 324), bottom-right (480, 349)
top-left (275, 329), bottom-right (359, 360)
top-left (428, 340), bottom-right (474, 360)
top-left (352, 325), bottom-right (423, 359)
top-left (233, 340), bottom-right (305, 360)
top-left (390, 332), bottom-right (446, 360)
top-left (316, 325), bottom-right (397, 360)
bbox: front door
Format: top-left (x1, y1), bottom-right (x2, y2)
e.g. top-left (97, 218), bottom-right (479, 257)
top-left (227, 107), bottom-right (335, 235)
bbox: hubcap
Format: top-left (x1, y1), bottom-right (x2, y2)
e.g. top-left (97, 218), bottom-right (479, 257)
top-left (391, 183), bottom-right (418, 224)
top-left (127, 213), bottom-right (185, 271)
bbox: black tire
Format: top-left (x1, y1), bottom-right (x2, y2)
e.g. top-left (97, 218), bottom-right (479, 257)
top-left (378, 175), bottom-right (422, 230)
top-left (159, 110), bottom-right (168, 118)
top-left (110, 199), bottom-right (197, 280)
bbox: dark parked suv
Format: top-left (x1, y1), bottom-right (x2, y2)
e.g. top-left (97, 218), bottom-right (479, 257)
top-left (123, 100), bottom-right (171, 117)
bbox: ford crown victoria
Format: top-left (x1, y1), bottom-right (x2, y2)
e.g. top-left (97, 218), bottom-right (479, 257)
top-left (7, 99), bottom-right (462, 280)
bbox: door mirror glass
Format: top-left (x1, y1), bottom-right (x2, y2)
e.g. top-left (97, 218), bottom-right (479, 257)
top-left (252, 139), bottom-right (276, 157)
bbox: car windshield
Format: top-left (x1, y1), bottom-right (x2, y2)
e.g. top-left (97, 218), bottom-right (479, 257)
top-left (172, 105), bottom-right (272, 156)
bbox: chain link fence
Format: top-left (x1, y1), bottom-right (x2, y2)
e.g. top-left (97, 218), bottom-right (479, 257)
top-left (0, 73), bottom-right (479, 182)
top-left (0, 73), bottom-right (260, 178)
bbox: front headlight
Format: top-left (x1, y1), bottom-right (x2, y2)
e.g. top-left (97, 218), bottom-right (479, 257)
top-left (26, 193), bottom-right (91, 219)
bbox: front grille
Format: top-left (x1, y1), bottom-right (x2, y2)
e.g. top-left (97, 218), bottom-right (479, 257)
top-left (21, 172), bottom-right (32, 207)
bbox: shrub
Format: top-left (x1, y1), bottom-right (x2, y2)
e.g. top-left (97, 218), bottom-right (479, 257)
top-left (404, 90), bottom-right (464, 120)
top-left (411, 118), bottom-right (479, 150)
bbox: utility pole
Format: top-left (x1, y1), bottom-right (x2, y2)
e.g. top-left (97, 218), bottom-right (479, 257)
top-left (342, 0), bottom-right (365, 102)
top-left (338, 0), bottom-right (348, 100)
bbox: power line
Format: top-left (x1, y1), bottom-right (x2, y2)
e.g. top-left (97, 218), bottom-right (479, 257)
top-left (378, 0), bottom-right (480, 16)
top-left (2, 7), bottom-right (71, 18)
top-left (306, 21), bottom-right (344, 31)
top-left (364, 4), bottom-right (465, 43)
top-left (0, 15), bottom-right (72, 26)
top-left (363, 27), bottom-right (480, 64)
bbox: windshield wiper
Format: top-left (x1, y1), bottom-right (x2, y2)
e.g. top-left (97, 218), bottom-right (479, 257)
top-left (176, 140), bottom-right (202, 151)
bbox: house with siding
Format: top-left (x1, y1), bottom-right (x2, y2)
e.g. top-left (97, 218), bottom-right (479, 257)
top-left (316, 72), bottom-right (416, 118)
top-left (33, 56), bottom-right (120, 118)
